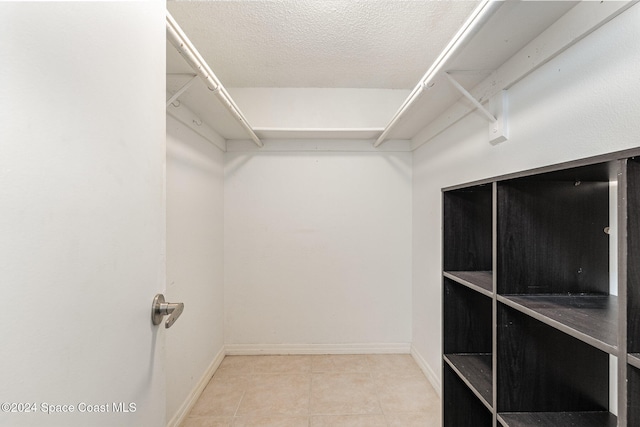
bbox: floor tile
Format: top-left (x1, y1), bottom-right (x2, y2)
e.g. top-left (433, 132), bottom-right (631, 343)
top-left (386, 411), bottom-right (442, 426)
top-left (188, 375), bottom-right (248, 417)
top-left (251, 355), bottom-right (312, 374)
top-left (310, 355), bottom-right (370, 373)
top-left (216, 355), bottom-right (312, 376)
top-left (184, 354), bottom-right (442, 427)
top-left (366, 354), bottom-right (423, 374)
top-left (309, 414), bottom-right (387, 426)
top-left (181, 416), bottom-right (234, 427)
top-left (310, 373), bottom-right (381, 415)
top-left (235, 374), bottom-right (311, 416)
top-left (373, 372), bottom-right (440, 413)
top-left (232, 415), bottom-right (309, 426)
top-left (216, 356), bottom-right (257, 376)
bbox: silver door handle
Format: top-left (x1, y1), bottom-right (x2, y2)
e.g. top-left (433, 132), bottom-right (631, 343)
top-left (151, 294), bottom-right (184, 328)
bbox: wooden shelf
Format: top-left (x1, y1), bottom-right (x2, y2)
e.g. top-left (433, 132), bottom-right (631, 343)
top-left (498, 294), bottom-right (618, 354)
top-left (444, 271), bottom-right (493, 297)
top-left (498, 411), bottom-right (617, 427)
top-left (629, 353), bottom-right (640, 370)
top-left (444, 353), bottom-right (492, 410)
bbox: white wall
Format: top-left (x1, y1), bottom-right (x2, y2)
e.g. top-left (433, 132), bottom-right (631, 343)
top-left (0, 2), bottom-right (166, 426)
top-left (412, 4), bottom-right (640, 389)
top-left (166, 115), bottom-right (225, 423)
top-left (228, 88), bottom-right (410, 129)
top-left (225, 150), bottom-right (412, 351)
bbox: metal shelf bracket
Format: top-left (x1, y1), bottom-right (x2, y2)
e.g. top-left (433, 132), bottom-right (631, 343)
top-left (445, 71), bottom-right (496, 123)
top-left (445, 71), bottom-right (508, 144)
top-left (166, 74), bottom-right (198, 108)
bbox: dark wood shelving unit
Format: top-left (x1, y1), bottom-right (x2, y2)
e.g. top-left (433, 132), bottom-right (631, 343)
top-left (497, 304), bottom-right (610, 414)
top-left (444, 353), bottom-right (492, 409)
top-left (443, 270), bottom-right (493, 296)
top-left (628, 354), bottom-right (640, 370)
top-left (442, 151), bottom-right (640, 426)
top-left (628, 364), bottom-right (640, 426)
top-left (497, 294), bottom-right (618, 354)
top-left (442, 183), bottom-right (494, 426)
top-left (443, 184), bottom-right (493, 274)
top-left (444, 362), bottom-right (493, 427)
top-left (628, 158), bottom-right (640, 425)
top-left (443, 277), bottom-right (492, 357)
top-left (498, 411), bottom-right (617, 427)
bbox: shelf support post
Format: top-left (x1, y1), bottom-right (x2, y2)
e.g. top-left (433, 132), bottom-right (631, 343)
top-left (165, 74), bottom-right (198, 108)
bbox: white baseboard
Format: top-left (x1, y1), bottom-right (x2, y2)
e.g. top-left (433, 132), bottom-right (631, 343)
top-left (224, 342), bottom-right (412, 355)
top-left (167, 346), bottom-right (226, 427)
top-left (411, 345), bottom-right (442, 398)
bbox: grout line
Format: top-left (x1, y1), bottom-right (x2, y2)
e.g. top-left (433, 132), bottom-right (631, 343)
top-left (308, 369), bottom-right (313, 426)
top-left (305, 411), bottom-right (387, 417)
top-left (307, 355), bottom-right (314, 421)
top-left (367, 357), bottom-right (388, 426)
top-left (232, 390), bottom-right (246, 419)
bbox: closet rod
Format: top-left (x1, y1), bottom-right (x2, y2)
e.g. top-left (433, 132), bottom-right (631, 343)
top-left (374, 0), bottom-right (502, 148)
top-left (166, 11), bottom-right (263, 148)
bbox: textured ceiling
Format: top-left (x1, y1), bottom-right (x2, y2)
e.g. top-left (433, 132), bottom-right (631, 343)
top-left (167, 0), bottom-right (480, 89)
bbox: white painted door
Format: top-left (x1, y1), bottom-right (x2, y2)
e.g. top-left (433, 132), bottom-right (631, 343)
top-left (0, 2), bottom-right (167, 426)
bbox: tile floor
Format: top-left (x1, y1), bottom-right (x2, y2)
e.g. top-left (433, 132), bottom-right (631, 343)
top-left (181, 354), bottom-right (441, 427)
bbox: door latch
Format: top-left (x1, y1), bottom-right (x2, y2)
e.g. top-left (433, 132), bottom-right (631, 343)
top-left (152, 294), bottom-right (184, 328)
